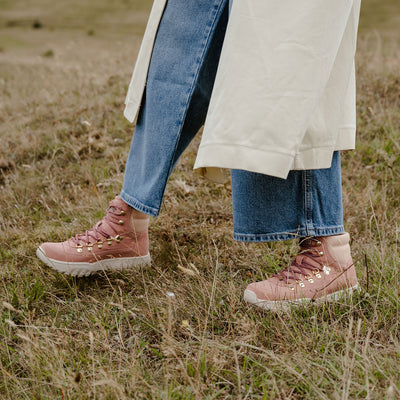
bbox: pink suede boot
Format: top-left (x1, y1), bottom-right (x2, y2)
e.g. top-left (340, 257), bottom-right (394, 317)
top-left (244, 233), bottom-right (359, 311)
top-left (37, 196), bottom-right (150, 277)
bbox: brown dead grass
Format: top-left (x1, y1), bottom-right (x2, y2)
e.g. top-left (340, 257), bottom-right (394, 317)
top-left (0, 0), bottom-right (400, 398)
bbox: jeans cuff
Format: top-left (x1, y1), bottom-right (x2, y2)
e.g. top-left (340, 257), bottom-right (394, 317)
top-left (119, 190), bottom-right (160, 217)
top-left (233, 226), bottom-right (345, 242)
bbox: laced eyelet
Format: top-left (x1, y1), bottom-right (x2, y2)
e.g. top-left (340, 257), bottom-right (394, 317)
top-left (115, 235), bottom-right (122, 243)
top-left (85, 243), bottom-right (94, 251)
top-left (295, 279), bottom-right (305, 288)
top-left (97, 241), bottom-right (103, 249)
top-left (107, 238), bottom-right (112, 246)
top-left (305, 275), bottom-right (314, 283)
top-left (76, 244), bottom-right (83, 253)
top-left (317, 250), bottom-right (324, 256)
top-left (312, 269), bottom-right (322, 278)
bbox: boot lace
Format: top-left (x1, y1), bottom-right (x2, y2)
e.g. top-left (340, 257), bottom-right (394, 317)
top-left (274, 237), bottom-right (326, 283)
top-left (71, 202), bottom-right (125, 246)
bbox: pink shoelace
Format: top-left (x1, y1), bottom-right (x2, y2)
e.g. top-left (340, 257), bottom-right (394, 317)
top-left (274, 238), bottom-right (325, 282)
top-left (71, 202), bottom-right (125, 246)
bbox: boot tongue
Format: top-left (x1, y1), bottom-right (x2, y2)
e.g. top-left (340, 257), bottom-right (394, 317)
top-left (296, 253), bottom-right (321, 270)
top-left (95, 217), bottom-right (117, 238)
top-left (300, 237), bottom-right (320, 248)
top-left (109, 195), bottom-right (128, 210)
top-left (279, 248), bottom-right (323, 280)
top-left (98, 197), bottom-right (126, 236)
top-left (71, 196), bottom-right (127, 245)
top-left (74, 209), bottom-right (119, 244)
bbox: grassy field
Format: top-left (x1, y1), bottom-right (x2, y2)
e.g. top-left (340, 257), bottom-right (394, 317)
top-left (1, 0), bottom-right (400, 398)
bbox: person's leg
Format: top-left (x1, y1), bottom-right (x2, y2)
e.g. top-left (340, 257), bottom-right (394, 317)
top-left (120, 0), bottom-right (229, 216)
top-left (232, 152), bottom-right (345, 241)
top-left (232, 152), bottom-right (359, 311)
top-left (37, 0), bottom-right (229, 276)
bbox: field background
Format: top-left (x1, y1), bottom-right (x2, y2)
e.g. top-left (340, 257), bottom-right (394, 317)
top-left (1, 0), bottom-right (400, 398)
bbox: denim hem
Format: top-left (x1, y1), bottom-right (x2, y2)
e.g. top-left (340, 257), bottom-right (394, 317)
top-left (233, 226), bottom-right (345, 242)
top-left (120, 190), bottom-right (159, 217)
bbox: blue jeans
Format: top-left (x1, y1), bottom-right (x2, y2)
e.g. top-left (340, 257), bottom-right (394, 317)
top-left (120, 0), bottom-right (345, 242)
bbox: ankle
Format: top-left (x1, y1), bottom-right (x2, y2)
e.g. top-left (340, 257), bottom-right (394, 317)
top-left (129, 207), bottom-right (150, 233)
top-left (130, 207), bottom-right (149, 219)
top-left (323, 233), bottom-right (352, 265)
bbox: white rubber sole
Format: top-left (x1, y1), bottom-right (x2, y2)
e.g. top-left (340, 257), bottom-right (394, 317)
top-left (243, 284), bottom-right (360, 312)
top-left (36, 246), bottom-right (151, 277)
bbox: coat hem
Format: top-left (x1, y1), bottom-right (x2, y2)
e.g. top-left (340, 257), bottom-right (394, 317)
top-left (124, 101), bottom-right (140, 124)
top-left (194, 143), bottom-right (295, 180)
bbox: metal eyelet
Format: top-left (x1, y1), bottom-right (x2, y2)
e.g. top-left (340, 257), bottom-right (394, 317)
top-left (322, 265), bottom-right (331, 275)
top-left (317, 250), bottom-right (324, 256)
top-left (118, 220), bottom-right (124, 225)
top-left (295, 280), bottom-right (305, 288)
top-left (85, 243), bottom-right (93, 251)
top-left (76, 244), bottom-right (83, 253)
top-left (115, 235), bottom-right (122, 243)
top-left (305, 275), bottom-right (314, 283)
top-left (120, 210), bottom-right (126, 216)
top-left (288, 284), bottom-right (295, 291)
top-left (312, 269), bottom-right (322, 278)
top-left (97, 241), bottom-right (103, 249)
top-left (107, 238), bottom-right (112, 246)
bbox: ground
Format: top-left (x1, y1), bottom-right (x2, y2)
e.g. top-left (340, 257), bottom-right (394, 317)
top-left (0, 0), bottom-right (400, 398)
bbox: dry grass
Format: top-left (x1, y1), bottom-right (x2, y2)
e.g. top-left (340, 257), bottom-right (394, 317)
top-left (1, 0), bottom-right (400, 398)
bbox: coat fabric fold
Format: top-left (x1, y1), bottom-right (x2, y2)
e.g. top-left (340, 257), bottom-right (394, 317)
top-left (124, 0), bottom-right (361, 181)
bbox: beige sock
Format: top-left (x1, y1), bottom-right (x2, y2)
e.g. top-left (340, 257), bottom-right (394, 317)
top-left (130, 208), bottom-right (150, 233)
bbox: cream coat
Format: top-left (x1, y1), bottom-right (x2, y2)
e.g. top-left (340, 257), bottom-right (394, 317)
top-left (125, 0), bottom-right (361, 181)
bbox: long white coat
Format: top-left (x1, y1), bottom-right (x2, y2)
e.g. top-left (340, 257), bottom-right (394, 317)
top-left (124, 0), bottom-right (361, 181)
